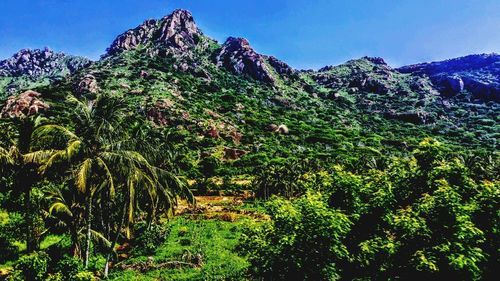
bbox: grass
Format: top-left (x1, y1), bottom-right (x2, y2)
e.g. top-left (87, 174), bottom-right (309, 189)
top-left (108, 198), bottom-right (259, 281)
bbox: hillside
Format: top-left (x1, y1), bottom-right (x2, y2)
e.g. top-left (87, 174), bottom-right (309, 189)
top-left (0, 8), bottom-right (498, 281)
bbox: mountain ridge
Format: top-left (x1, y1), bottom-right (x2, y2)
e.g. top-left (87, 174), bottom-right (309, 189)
top-left (0, 9), bottom-right (498, 155)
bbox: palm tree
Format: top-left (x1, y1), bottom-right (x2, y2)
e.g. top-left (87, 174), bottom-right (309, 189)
top-left (33, 94), bottom-right (194, 272)
top-left (0, 90), bottom-right (51, 252)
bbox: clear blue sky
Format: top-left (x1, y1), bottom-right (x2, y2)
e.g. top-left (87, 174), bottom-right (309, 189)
top-left (0, 0), bottom-right (499, 69)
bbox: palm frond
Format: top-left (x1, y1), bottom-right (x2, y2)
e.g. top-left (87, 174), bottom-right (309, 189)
top-left (49, 202), bottom-right (73, 217)
top-left (76, 159), bottom-right (92, 194)
top-left (39, 149), bottom-right (68, 175)
top-left (95, 157), bottom-right (115, 198)
top-left (32, 124), bottom-right (78, 143)
top-left (89, 229), bottom-right (112, 248)
top-left (0, 146), bottom-right (14, 167)
top-left (23, 150), bottom-right (54, 165)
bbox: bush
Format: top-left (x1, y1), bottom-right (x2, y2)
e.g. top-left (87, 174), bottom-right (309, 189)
top-left (240, 193), bottom-right (352, 280)
top-left (0, 236), bottom-right (19, 262)
top-left (133, 222), bottom-right (170, 256)
top-left (54, 255), bottom-right (83, 281)
top-left (0, 212), bottom-right (24, 263)
top-left (72, 271), bottom-right (95, 281)
top-left (14, 252), bottom-right (50, 281)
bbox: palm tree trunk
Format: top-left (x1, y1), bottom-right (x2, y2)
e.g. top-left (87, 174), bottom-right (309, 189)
top-left (104, 202), bottom-right (127, 277)
top-left (70, 224), bottom-right (81, 258)
top-left (84, 198), bottom-right (93, 268)
top-left (25, 187), bottom-right (34, 252)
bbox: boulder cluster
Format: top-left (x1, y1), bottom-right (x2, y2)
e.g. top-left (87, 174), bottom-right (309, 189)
top-left (0, 90), bottom-right (49, 118)
top-left (216, 37), bottom-right (276, 83)
top-left (0, 48), bottom-right (90, 78)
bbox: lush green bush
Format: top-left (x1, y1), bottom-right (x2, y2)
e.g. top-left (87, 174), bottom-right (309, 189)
top-left (54, 255), bottom-right (83, 281)
top-left (71, 271), bottom-right (96, 281)
top-left (240, 193), bottom-right (352, 280)
top-left (0, 211), bottom-right (23, 262)
top-left (13, 252), bottom-right (50, 281)
top-left (133, 222), bottom-right (170, 256)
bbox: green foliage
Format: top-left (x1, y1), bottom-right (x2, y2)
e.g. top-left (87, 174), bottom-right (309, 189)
top-left (71, 271), bottom-right (96, 281)
top-left (241, 139), bottom-right (499, 280)
top-left (133, 222), bottom-right (171, 256)
top-left (0, 211), bottom-right (23, 262)
top-left (14, 252), bottom-right (50, 281)
top-left (54, 255), bottom-right (83, 281)
top-left (241, 193), bottom-right (352, 280)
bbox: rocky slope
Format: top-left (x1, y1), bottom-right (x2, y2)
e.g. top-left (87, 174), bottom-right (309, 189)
top-left (0, 9), bottom-right (498, 159)
top-left (398, 53), bottom-right (500, 102)
top-left (0, 48), bottom-right (91, 97)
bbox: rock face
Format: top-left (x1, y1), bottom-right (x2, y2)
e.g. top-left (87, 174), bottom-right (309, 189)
top-left (313, 57), bottom-right (399, 95)
top-left (265, 56), bottom-right (296, 77)
top-left (75, 74), bottom-right (99, 95)
top-left (398, 53), bottom-right (500, 102)
top-left (106, 9), bottom-right (202, 56)
top-left (216, 37), bottom-right (275, 83)
top-left (0, 48), bottom-right (90, 78)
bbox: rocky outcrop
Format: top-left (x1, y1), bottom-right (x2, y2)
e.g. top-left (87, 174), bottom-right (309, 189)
top-left (75, 74), bottom-right (99, 95)
top-left (265, 56), bottom-right (296, 77)
top-left (0, 48), bottom-right (90, 78)
top-left (398, 53), bottom-right (500, 102)
top-left (268, 124), bottom-right (289, 134)
top-left (216, 37), bottom-right (275, 83)
top-left (313, 57), bottom-right (396, 95)
top-left (223, 147), bottom-right (246, 160)
top-left (106, 9), bottom-right (202, 56)
top-left (1, 90), bottom-right (49, 118)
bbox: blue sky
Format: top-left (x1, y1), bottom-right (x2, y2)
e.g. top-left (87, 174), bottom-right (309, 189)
top-left (0, 0), bottom-right (499, 69)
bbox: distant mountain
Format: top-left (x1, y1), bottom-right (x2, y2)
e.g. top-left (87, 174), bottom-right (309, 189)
top-left (398, 54), bottom-right (500, 102)
top-left (0, 48), bottom-right (91, 98)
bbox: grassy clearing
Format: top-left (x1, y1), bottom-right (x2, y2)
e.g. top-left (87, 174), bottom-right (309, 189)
top-left (108, 197), bottom-right (260, 281)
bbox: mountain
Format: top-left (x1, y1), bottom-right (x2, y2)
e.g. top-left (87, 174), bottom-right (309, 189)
top-left (398, 54), bottom-right (500, 102)
top-left (0, 48), bottom-right (91, 98)
top-left (0, 9), bottom-right (498, 166)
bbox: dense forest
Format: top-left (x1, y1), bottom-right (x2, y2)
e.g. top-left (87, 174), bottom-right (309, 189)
top-left (0, 9), bottom-right (498, 281)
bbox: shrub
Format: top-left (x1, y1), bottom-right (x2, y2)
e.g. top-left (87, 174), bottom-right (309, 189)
top-left (240, 193), bottom-right (352, 280)
top-left (54, 255), bottom-right (83, 281)
top-left (14, 252), bottom-right (50, 281)
top-left (72, 271), bottom-right (95, 281)
top-left (133, 222), bottom-right (170, 256)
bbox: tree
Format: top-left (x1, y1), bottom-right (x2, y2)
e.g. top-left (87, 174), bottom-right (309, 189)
top-left (0, 90), bottom-right (50, 252)
top-left (240, 192), bottom-right (352, 280)
top-left (32, 94), bottom-right (194, 273)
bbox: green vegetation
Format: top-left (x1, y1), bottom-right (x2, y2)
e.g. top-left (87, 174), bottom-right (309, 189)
top-left (0, 19), bottom-right (498, 280)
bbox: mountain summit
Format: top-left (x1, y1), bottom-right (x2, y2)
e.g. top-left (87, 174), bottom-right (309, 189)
top-left (106, 9), bottom-right (202, 56)
top-left (0, 48), bottom-right (90, 96)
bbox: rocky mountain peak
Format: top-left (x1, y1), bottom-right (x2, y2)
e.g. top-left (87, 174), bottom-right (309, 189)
top-left (106, 9), bottom-right (202, 56)
top-left (0, 48), bottom-right (90, 78)
top-left (363, 56), bottom-right (388, 66)
top-left (398, 53), bottom-right (500, 101)
top-left (216, 37), bottom-right (276, 83)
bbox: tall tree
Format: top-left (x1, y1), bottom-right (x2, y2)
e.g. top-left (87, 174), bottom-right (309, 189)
top-left (33, 94), bottom-right (194, 271)
top-left (0, 90), bottom-right (50, 252)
